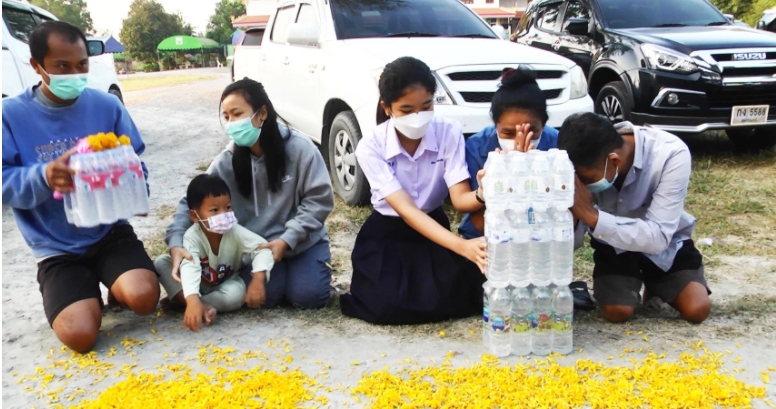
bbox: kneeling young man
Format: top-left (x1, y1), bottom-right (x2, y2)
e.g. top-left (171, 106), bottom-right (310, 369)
top-left (558, 113), bottom-right (711, 324)
top-left (2, 22), bottom-right (160, 352)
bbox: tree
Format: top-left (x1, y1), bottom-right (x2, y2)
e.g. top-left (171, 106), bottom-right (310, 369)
top-left (119, 0), bottom-right (191, 62)
top-left (709, 0), bottom-right (771, 26)
top-left (206, 0), bottom-right (247, 46)
top-left (30, 0), bottom-right (94, 34)
top-left (174, 12), bottom-right (194, 36)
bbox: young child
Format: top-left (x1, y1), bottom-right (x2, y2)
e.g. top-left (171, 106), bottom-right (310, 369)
top-left (155, 174), bottom-right (274, 331)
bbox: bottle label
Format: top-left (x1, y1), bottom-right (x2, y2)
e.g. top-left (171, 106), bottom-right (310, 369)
top-left (531, 176), bottom-right (551, 197)
top-left (512, 176), bottom-right (530, 196)
top-left (553, 226), bottom-right (572, 242)
top-left (485, 177), bottom-right (508, 199)
top-left (531, 312), bottom-right (552, 333)
top-left (491, 315), bottom-right (510, 333)
top-left (512, 227), bottom-right (530, 243)
top-left (552, 174), bottom-right (572, 193)
top-left (527, 207), bottom-right (535, 224)
top-left (512, 314), bottom-right (531, 333)
top-left (553, 312), bottom-right (573, 332)
top-left (488, 225), bottom-right (511, 244)
top-left (483, 307), bottom-right (490, 324)
top-left (531, 227), bottom-right (551, 242)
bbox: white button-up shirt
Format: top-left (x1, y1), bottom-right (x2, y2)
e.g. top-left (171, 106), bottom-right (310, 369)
top-left (574, 123), bottom-right (697, 272)
top-left (356, 115), bottom-right (470, 217)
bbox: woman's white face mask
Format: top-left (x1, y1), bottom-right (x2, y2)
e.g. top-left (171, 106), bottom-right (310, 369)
top-left (393, 111), bottom-right (434, 140)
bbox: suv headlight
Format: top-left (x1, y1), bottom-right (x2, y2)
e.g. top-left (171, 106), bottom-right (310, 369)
top-left (641, 44), bottom-right (698, 74)
top-left (569, 65), bottom-right (588, 99)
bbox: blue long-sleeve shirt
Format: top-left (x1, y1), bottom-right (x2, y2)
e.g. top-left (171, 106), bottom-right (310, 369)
top-left (458, 125), bottom-right (558, 239)
top-left (2, 87), bottom-right (149, 259)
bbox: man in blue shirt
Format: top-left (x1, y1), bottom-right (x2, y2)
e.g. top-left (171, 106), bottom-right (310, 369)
top-left (559, 113), bottom-right (710, 324)
top-left (2, 21), bottom-right (160, 352)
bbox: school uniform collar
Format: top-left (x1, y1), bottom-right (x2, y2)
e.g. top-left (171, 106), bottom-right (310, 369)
top-left (384, 117), bottom-right (440, 160)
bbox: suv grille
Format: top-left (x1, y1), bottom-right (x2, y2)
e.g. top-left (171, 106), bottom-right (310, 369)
top-left (460, 89), bottom-right (563, 103)
top-left (448, 70), bottom-right (564, 81)
top-left (706, 88), bottom-right (776, 108)
top-left (693, 48), bottom-right (776, 85)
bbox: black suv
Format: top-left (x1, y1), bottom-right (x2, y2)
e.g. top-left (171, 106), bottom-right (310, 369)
top-left (515, 0), bottom-right (776, 149)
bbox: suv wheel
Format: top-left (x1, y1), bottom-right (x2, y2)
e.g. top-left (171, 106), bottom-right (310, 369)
top-left (108, 88), bottom-right (124, 104)
top-left (595, 81), bottom-right (631, 123)
top-left (328, 111), bottom-right (370, 206)
top-left (726, 127), bottom-right (776, 152)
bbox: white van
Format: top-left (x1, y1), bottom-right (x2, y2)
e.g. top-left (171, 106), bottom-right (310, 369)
top-left (2, 0), bottom-right (123, 101)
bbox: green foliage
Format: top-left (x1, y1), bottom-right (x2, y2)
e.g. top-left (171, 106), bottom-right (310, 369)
top-left (29, 0), bottom-right (94, 34)
top-left (709, 0), bottom-right (776, 26)
top-left (142, 61), bottom-right (159, 72)
top-left (206, 0), bottom-right (247, 46)
top-left (119, 0), bottom-right (193, 62)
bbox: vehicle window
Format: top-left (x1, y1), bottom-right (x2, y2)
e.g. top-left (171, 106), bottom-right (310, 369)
top-left (597, 0), bottom-right (727, 29)
top-left (514, 6), bottom-right (535, 37)
top-left (242, 30), bottom-right (264, 46)
top-left (271, 5), bottom-right (296, 43)
top-left (3, 9), bottom-right (39, 43)
top-left (536, 2), bottom-right (562, 32)
top-left (296, 4), bottom-right (319, 31)
top-left (330, 0), bottom-right (497, 40)
top-left (561, 1), bottom-right (590, 31)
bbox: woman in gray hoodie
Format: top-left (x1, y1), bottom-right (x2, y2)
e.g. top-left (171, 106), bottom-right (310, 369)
top-left (158, 79), bottom-right (334, 310)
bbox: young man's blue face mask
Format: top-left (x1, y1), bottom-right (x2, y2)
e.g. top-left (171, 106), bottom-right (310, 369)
top-left (586, 153), bottom-right (618, 194)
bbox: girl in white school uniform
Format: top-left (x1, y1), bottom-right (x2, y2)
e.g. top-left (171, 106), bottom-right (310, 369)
top-left (340, 57), bottom-right (488, 325)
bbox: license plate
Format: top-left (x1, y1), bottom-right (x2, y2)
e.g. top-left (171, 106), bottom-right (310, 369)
top-left (730, 105), bottom-right (769, 126)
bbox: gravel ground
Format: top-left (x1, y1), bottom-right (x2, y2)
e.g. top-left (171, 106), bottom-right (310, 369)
top-left (2, 72), bottom-right (774, 408)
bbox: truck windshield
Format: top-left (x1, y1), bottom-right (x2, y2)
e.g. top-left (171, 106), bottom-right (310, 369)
top-left (330, 0), bottom-right (498, 40)
top-left (598, 0), bottom-right (728, 29)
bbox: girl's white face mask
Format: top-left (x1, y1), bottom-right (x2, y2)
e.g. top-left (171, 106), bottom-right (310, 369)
top-left (392, 111), bottom-right (434, 140)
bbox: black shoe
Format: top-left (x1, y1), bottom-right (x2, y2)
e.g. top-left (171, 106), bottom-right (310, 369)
top-left (570, 281), bottom-right (596, 311)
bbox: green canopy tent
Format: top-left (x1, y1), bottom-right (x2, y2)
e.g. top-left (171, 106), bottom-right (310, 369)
top-left (156, 36), bottom-right (221, 69)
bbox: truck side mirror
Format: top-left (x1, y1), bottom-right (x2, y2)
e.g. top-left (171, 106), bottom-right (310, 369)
top-left (566, 18), bottom-right (589, 36)
top-left (287, 23), bottom-right (319, 47)
top-left (87, 40), bottom-right (105, 57)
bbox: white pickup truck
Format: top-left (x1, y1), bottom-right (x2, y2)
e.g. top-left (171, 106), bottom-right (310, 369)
top-left (2, 0), bottom-right (123, 101)
top-left (243, 0), bottom-right (594, 205)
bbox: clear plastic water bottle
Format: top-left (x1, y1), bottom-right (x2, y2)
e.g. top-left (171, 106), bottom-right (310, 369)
top-left (531, 285), bottom-right (553, 356)
top-left (508, 204), bottom-right (531, 287)
top-left (529, 153), bottom-right (552, 210)
top-left (510, 286), bottom-right (533, 356)
top-left (106, 149), bottom-right (132, 221)
top-left (489, 286), bottom-right (512, 357)
top-left (528, 205), bottom-right (552, 286)
top-left (121, 146), bottom-right (150, 216)
top-left (551, 150), bottom-right (575, 209)
top-left (551, 207), bottom-right (574, 286)
top-left (485, 208), bottom-right (511, 288)
top-left (71, 153), bottom-right (99, 227)
top-left (482, 152), bottom-right (509, 208)
top-left (546, 148), bottom-right (560, 165)
top-left (89, 151), bottom-right (115, 225)
top-left (551, 285), bottom-right (574, 355)
top-left (482, 281), bottom-right (492, 349)
top-left (507, 151), bottom-right (531, 205)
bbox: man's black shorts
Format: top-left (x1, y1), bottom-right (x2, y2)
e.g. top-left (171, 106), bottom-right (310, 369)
top-left (36, 224), bottom-right (157, 326)
top-left (591, 238), bottom-right (711, 308)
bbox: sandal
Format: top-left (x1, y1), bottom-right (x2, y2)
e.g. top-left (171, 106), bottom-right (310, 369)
top-left (570, 281), bottom-right (596, 311)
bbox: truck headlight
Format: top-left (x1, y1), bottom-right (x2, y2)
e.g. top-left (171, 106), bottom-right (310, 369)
top-left (433, 74), bottom-right (455, 105)
top-left (569, 65), bottom-right (588, 99)
top-left (641, 44), bottom-right (698, 74)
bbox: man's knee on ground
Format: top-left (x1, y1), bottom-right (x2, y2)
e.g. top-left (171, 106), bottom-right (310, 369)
top-left (679, 298), bottom-right (710, 324)
top-left (53, 300), bottom-right (101, 353)
top-left (287, 284), bottom-right (330, 309)
top-left (602, 305), bottom-right (635, 323)
top-left (114, 269), bottom-right (160, 315)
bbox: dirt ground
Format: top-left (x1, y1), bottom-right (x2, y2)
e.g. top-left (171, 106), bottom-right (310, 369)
top-left (2, 70), bottom-right (775, 408)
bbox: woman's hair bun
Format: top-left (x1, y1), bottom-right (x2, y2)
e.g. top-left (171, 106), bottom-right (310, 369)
top-left (500, 67), bottom-right (538, 89)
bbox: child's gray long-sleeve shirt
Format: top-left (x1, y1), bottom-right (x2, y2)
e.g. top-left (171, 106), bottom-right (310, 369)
top-left (166, 126), bottom-right (334, 258)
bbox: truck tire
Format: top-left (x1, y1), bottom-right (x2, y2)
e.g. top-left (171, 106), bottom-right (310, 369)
top-left (726, 127), bottom-right (776, 152)
top-left (108, 87), bottom-right (124, 104)
top-left (595, 81), bottom-right (631, 124)
top-left (328, 111), bottom-right (371, 206)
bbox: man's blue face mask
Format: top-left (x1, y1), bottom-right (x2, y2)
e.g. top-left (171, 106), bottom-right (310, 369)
top-left (586, 153), bottom-right (618, 194)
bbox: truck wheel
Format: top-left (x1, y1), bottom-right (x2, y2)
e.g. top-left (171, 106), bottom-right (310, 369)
top-left (726, 128), bottom-right (776, 152)
top-left (328, 111), bottom-right (371, 206)
top-left (109, 87), bottom-right (124, 104)
top-left (595, 81), bottom-right (631, 123)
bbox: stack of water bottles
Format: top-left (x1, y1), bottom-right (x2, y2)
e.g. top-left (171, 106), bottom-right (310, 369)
top-left (62, 133), bottom-right (150, 228)
top-left (481, 148), bottom-right (575, 357)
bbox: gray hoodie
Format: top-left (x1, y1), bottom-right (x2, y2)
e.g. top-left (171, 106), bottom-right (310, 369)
top-left (165, 126), bottom-right (334, 258)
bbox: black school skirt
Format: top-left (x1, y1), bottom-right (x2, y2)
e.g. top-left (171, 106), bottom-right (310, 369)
top-left (340, 207), bottom-right (485, 325)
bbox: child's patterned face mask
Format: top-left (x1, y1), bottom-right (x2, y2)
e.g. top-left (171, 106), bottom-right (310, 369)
top-left (197, 211), bottom-right (237, 234)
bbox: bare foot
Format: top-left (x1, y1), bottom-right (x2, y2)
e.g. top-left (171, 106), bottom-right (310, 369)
top-left (107, 291), bottom-right (123, 312)
top-left (203, 304), bottom-right (217, 326)
top-left (159, 296), bottom-right (186, 312)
